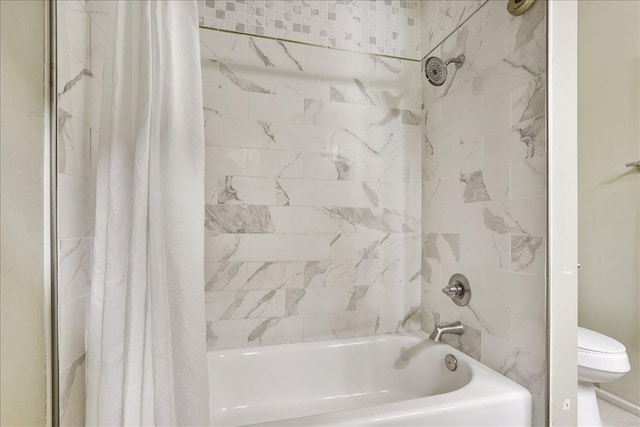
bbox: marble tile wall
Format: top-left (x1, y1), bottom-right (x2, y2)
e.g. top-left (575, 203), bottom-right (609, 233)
top-left (419, 0), bottom-right (547, 424)
top-left (56, 1), bottom-right (110, 425)
top-left (197, 0), bottom-right (422, 59)
top-left (200, 27), bottom-right (423, 349)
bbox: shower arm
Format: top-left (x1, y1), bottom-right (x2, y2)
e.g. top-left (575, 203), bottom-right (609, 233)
top-left (444, 54), bottom-right (465, 69)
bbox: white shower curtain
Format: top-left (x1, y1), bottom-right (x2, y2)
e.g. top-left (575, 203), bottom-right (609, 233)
top-left (86, 1), bottom-right (209, 425)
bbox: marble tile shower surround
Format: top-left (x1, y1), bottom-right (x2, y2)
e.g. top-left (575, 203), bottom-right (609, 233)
top-left (419, 0), bottom-right (547, 424)
top-left (198, 0), bottom-right (422, 59)
top-left (200, 27), bottom-right (423, 349)
top-left (55, 0), bottom-right (550, 424)
top-left (56, 1), bottom-right (111, 425)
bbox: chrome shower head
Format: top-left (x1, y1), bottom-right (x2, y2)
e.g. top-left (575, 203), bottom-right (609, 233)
top-left (424, 54), bottom-right (465, 86)
top-left (425, 57), bottom-right (447, 86)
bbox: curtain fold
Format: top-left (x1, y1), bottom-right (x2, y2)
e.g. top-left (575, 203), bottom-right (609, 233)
top-left (86, 1), bottom-right (209, 425)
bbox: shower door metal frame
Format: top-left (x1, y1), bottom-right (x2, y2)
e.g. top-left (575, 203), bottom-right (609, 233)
top-left (48, 0), bottom-right (60, 425)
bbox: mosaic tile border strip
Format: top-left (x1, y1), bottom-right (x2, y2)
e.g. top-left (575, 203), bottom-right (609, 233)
top-left (197, 0), bottom-right (422, 59)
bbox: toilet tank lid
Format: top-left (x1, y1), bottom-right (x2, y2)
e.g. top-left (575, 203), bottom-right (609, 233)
top-left (578, 327), bottom-right (627, 354)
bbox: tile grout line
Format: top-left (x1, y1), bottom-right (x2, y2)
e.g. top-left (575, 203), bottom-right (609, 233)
top-left (199, 25), bottom-right (421, 63)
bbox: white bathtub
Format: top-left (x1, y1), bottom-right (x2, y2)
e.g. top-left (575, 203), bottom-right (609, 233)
top-left (208, 332), bottom-right (532, 426)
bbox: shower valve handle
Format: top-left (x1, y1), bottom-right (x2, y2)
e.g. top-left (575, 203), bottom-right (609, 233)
top-left (441, 274), bottom-right (472, 307)
top-left (442, 282), bottom-right (464, 298)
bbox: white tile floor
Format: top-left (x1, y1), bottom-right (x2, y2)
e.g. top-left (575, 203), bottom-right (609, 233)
top-left (598, 398), bottom-right (640, 427)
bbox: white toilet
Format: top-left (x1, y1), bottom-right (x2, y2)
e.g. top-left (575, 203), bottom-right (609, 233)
top-left (577, 327), bottom-right (631, 426)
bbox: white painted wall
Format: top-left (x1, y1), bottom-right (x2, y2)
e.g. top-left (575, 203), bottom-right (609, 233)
top-left (578, 0), bottom-right (640, 408)
top-left (0, 1), bottom-right (49, 425)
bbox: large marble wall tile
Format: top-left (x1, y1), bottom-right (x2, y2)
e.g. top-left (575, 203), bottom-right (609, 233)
top-left (304, 260), bottom-right (356, 288)
top-left (480, 332), bottom-right (547, 427)
top-left (356, 54), bottom-right (422, 87)
top-left (302, 46), bottom-right (362, 79)
top-left (218, 118), bottom-right (333, 152)
top-left (302, 152), bottom-right (357, 181)
top-left (200, 30), bottom-right (250, 63)
top-left (205, 175), bottom-right (219, 204)
top-left (291, 287), bottom-right (353, 316)
top-left (510, 310), bottom-right (546, 354)
top-left (203, 88), bottom-right (249, 119)
top-left (58, 238), bottom-right (92, 304)
top-left (207, 318), bottom-right (259, 350)
top-left (57, 1), bottom-right (91, 107)
top-left (298, 100), bottom-right (369, 130)
top-left (206, 262), bottom-right (248, 293)
top-left (217, 289), bottom-right (286, 320)
top-left (442, 323), bottom-right (482, 360)
top-left (483, 197), bottom-right (547, 237)
top-left (510, 235), bottom-right (545, 276)
top-left (58, 2), bottom-right (91, 64)
top-left (275, 234), bottom-right (333, 261)
top-left (58, 173), bottom-right (95, 239)
top-left (204, 107), bottom-right (219, 146)
top-left (57, 57), bottom-right (101, 132)
top-left (205, 146), bottom-right (247, 176)
top-left (482, 147), bottom-right (511, 202)
top-left (269, 207), bottom-right (355, 234)
top-left (301, 313), bottom-right (339, 342)
top-left (216, 176), bottom-right (276, 205)
top-left (380, 284), bottom-right (423, 332)
top-left (89, 129), bottom-right (99, 182)
top-left (248, 316), bottom-right (304, 346)
top-left (59, 353), bottom-right (86, 427)
top-left (219, 61), bottom-right (328, 99)
top-left (330, 232), bottom-right (381, 261)
top-left (422, 177), bottom-right (465, 207)
top-left (510, 75), bottom-right (546, 127)
top-left (510, 157), bottom-right (546, 199)
top-left (58, 109), bottom-right (91, 180)
top-left (331, 181), bottom-right (380, 209)
top-left (275, 178), bottom-right (334, 207)
top-left (88, 10), bottom-right (107, 83)
top-left (352, 208), bottom-right (403, 233)
top-left (201, 59), bottom-right (220, 92)
top-left (421, 0), bottom-right (487, 57)
top-left (482, 269), bottom-right (546, 317)
top-left (424, 233), bottom-right (460, 262)
top-left (84, 1), bottom-right (115, 39)
top-left (247, 149), bottom-right (303, 179)
top-left (247, 37), bottom-right (305, 72)
top-left (247, 262), bottom-right (305, 290)
top-left (206, 233), bottom-right (278, 263)
top-left (205, 205), bottom-right (274, 234)
top-left (329, 310), bottom-right (380, 339)
top-left (248, 93), bottom-right (305, 123)
top-left (379, 181), bottom-right (421, 216)
top-left (58, 296), bottom-right (88, 373)
top-left (481, 333), bottom-right (546, 395)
